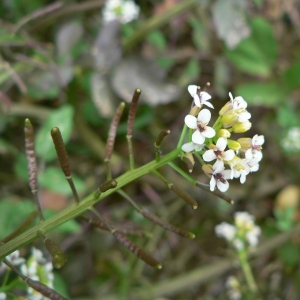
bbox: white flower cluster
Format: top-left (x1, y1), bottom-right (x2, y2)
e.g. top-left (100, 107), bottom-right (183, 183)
top-left (20, 247), bottom-right (54, 300)
top-left (182, 85), bottom-right (264, 192)
top-left (226, 276), bottom-right (242, 300)
top-left (215, 211), bottom-right (261, 250)
top-left (102, 0), bottom-right (140, 24)
top-left (282, 126), bottom-right (300, 153)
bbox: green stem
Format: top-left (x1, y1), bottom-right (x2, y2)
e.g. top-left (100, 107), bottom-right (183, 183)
top-left (237, 249), bottom-right (258, 294)
top-left (0, 148), bottom-right (181, 259)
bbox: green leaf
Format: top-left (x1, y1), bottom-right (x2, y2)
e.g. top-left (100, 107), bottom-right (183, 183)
top-left (226, 18), bottom-right (277, 76)
top-left (39, 167), bottom-right (85, 195)
top-left (53, 272), bottom-right (70, 299)
top-left (178, 58), bottom-right (201, 87)
top-left (44, 210), bottom-right (80, 234)
top-left (277, 104), bottom-right (300, 128)
top-left (235, 82), bottom-right (285, 107)
top-left (147, 30), bottom-right (167, 51)
top-left (14, 153), bottom-right (28, 181)
top-left (279, 242), bottom-right (300, 267)
top-left (0, 199), bottom-right (36, 240)
top-left (35, 105), bottom-right (74, 162)
top-left (282, 60), bottom-right (300, 93)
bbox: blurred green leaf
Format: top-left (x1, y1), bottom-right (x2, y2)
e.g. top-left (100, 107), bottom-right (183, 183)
top-left (0, 138), bottom-right (17, 155)
top-left (44, 210), bottom-right (80, 234)
top-left (188, 16), bottom-right (209, 52)
top-left (277, 104), bottom-right (300, 128)
top-left (14, 153), bottom-right (28, 181)
top-left (178, 58), bottom-right (201, 87)
top-left (274, 207), bottom-right (295, 231)
top-left (282, 60), bottom-right (300, 93)
top-left (147, 30), bottom-right (167, 51)
top-left (0, 199), bottom-right (36, 240)
top-left (226, 18), bottom-right (277, 76)
top-left (39, 167), bottom-right (85, 195)
top-left (235, 82), bottom-right (285, 107)
top-left (279, 242), bottom-right (300, 267)
top-left (35, 104), bottom-right (74, 162)
top-left (53, 273), bottom-right (70, 299)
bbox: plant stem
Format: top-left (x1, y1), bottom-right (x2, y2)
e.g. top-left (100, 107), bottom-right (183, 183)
top-left (0, 148), bottom-right (181, 259)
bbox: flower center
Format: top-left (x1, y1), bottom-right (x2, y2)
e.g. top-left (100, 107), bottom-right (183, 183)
top-left (197, 121), bottom-right (206, 132)
top-left (214, 173), bottom-right (226, 184)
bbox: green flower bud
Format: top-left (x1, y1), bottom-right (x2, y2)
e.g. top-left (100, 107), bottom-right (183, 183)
top-left (232, 121), bottom-right (251, 133)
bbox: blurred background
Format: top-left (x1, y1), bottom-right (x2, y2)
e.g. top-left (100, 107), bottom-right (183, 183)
top-left (1, 0), bottom-right (300, 299)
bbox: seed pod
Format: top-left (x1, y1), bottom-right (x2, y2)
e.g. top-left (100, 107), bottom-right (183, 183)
top-left (25, 278), bottom-right (69, 300)
top-left (112, 230), bottom-right (162, 269)
top-left (44, 238), bottom-right (67, 269)
top-left (94, 179), bottom-right (118, 199)
top-left (155, 130), bottom-right (171, 148)
top-left (141, 208), bottom-right (195, 239)
top-left (170, 184), bottom-right (198, 210)
top-left (127, 89), bottom-right (141, 136)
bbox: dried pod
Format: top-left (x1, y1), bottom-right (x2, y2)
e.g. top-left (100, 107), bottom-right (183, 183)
top-left (112, 230), bottom-right (162, 269)
top-left (141, 208), bottom-right (195, 239)
top-left (127, 88), bottom-right (141, 136)
top-left (25, 278), bottom-right (68, 300)
top-left (170, 184), bottom-right (198, 209)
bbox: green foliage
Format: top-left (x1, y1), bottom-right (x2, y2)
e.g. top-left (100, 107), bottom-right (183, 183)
top-left (226, 18), bottom-right (277, 76)
top-left (35, 105), bottom-right (74, 162)
top-left (279, 242), bottom-right (300, 267)
top-left (277, 103), bottom-right (300, 128)
top-left (14, 153), bottom-right (28, 181)
top-left (274, 207), bottom-right (295, 231)
top-left (39, 167), bottom-right (85, 195)
top-left (282, 60), bottom-right (300, 93)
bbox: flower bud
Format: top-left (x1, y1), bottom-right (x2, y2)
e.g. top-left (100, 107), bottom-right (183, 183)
top-left (221, 113), bottom-right (238, 128)
top-left (227, 139), bottom-right (241, 151)
top-left (237, 137), bottom-right (252, 150)
top-left (232, 121), bottom-right (252, 133)
top-left (202, 164), bottom-right (213, 177)
top-left (219, 101), bottom-right (232, 116)
top-left (217, 129), bottom-right (231, 138)
top-left (182, 152), bottom-right (195, 173)
top-left (189, 106), bottom-right (201, 116)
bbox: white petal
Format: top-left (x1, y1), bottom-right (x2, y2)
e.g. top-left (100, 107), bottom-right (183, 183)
top-left (197, 108), bottom-right (211, 123)
top-left (181, 142), bottom-right (195, 152)
top-left (184, 115), bottom-right (197, 129)
top-left (229, 92), bottom-right (233, 101)
top-left (193, 94), bottom-right (201, 107)
top-left (216, 137), bottom-right (227, 150)
top-left (202, 126), bottom-right (216, 138)
top-left (203, 149), bottom-right (216, 161)
top-left (203, 101), bottom-right (214, 109)
top-left (217, 180), bottom-right (229, 192)
top-left (192, 130), bottom-right (205, 144)
top-left (213, 160), bottom-right (225, 173)
top-left (223, 150), bottom-right (235, 161)
top-left (253, 134), bottom-right (265, 146)
top-left (240, 174), bottom-right (246, 184)
top-left (253, 150), bottom-right (263, 161)
top-left (188, 85), bottom-right (198, 97)
top-left (222, 169), bottom-right (232, 179)
top-left (210, 176), bottom-right (216, 191)
top-left (194, 144), bottom-right (204, 151)
top-left (200, 91), bottom-right (211, 101)
top-left (245, 149), bottom-right (253, 159)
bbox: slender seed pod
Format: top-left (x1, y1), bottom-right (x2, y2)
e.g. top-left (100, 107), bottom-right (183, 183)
top-left (105, 102), bottom-right (125, 179)
top-left (140, 208), bottom-right (195, 239)
top-left (155, 130), bottom-right (171, 148)
top-left (25, 278), bottom-right (69, 300)
top-left (112, 230), bottom-right (162, 269)
top-left (81, 216), bottom-right (152, 238)
top-left (169, 184), bottom-right (198, 210)
top-left (51, 127), bottom-right (80, 204)
top-left (127, 89), bottom-right (141, 136)
top-left (94, 179), bottom-right (118, 199)
top-left (1, 211), bottom-right (38, 243)
top-left (44, 238), bottom-right (67, 269)
top-left (24, 118), bottom-right (44, 221)
top-left (39, 231), bottom-right (67, 269)
top-left (196, 181), bottom-right (234, 204)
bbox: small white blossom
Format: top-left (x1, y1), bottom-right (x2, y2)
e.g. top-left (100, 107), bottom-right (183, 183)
top-left (215, 222), bottom-right (236, 241)
top-left (188, 85), bottom-right (214, 109)
top-left (181, 141), bottom-right (204, 152)
top-left (209, 160), bottom-right (231, 192)
top-left (203, 137), bottom-right (235, 162)
top-left (0, 293), bottom-right (6, 300)
top-left (6, 250), bottom-right (25, 266)
top-left (245, 134), bottom-right (264, 161)
top-left (229, 92), bottom-right (251, 122)
top-left (226, 276), bottom-right (242, 300)
top-left (234, 211), bottom-right (255, 229)
top-left (245, 225), bottom-right (261, 247)
top-left (102, 0), bottom-right (140, 24)
top-left (184, 109), bottom-right (216, 145)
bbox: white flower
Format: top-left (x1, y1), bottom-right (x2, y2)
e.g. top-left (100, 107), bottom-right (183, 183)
top-left (232, 238), bottom-right (244, 251)
top-left (209, 160), bottom-right (231, 192)
top-left (181, 141), bottom-right (204, 152)
top-left (6, 250), bottom-right (25, 266)
top-left (245, 225), bottom-right (261, 247)
top-left (0, 293), bottom-right (6, 300)
top-left (229, 92), bottom-right (251, 122)
top-left (234, 211), bottom-right (255, 229)
top-left (188, 85), bottom-right (214, 109)
top-left (203, 137), bottom-right (235, 162)
top-left (102, 0), bottom-right (140, 24)
top-left (215, 222), bottom-right (236, 241)
top-left (184, 109), bottom-right (216, 145)
top-left (227, 157), bottom-right (250, 183)
top-left (245, 134), bottom-right (264, 161)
